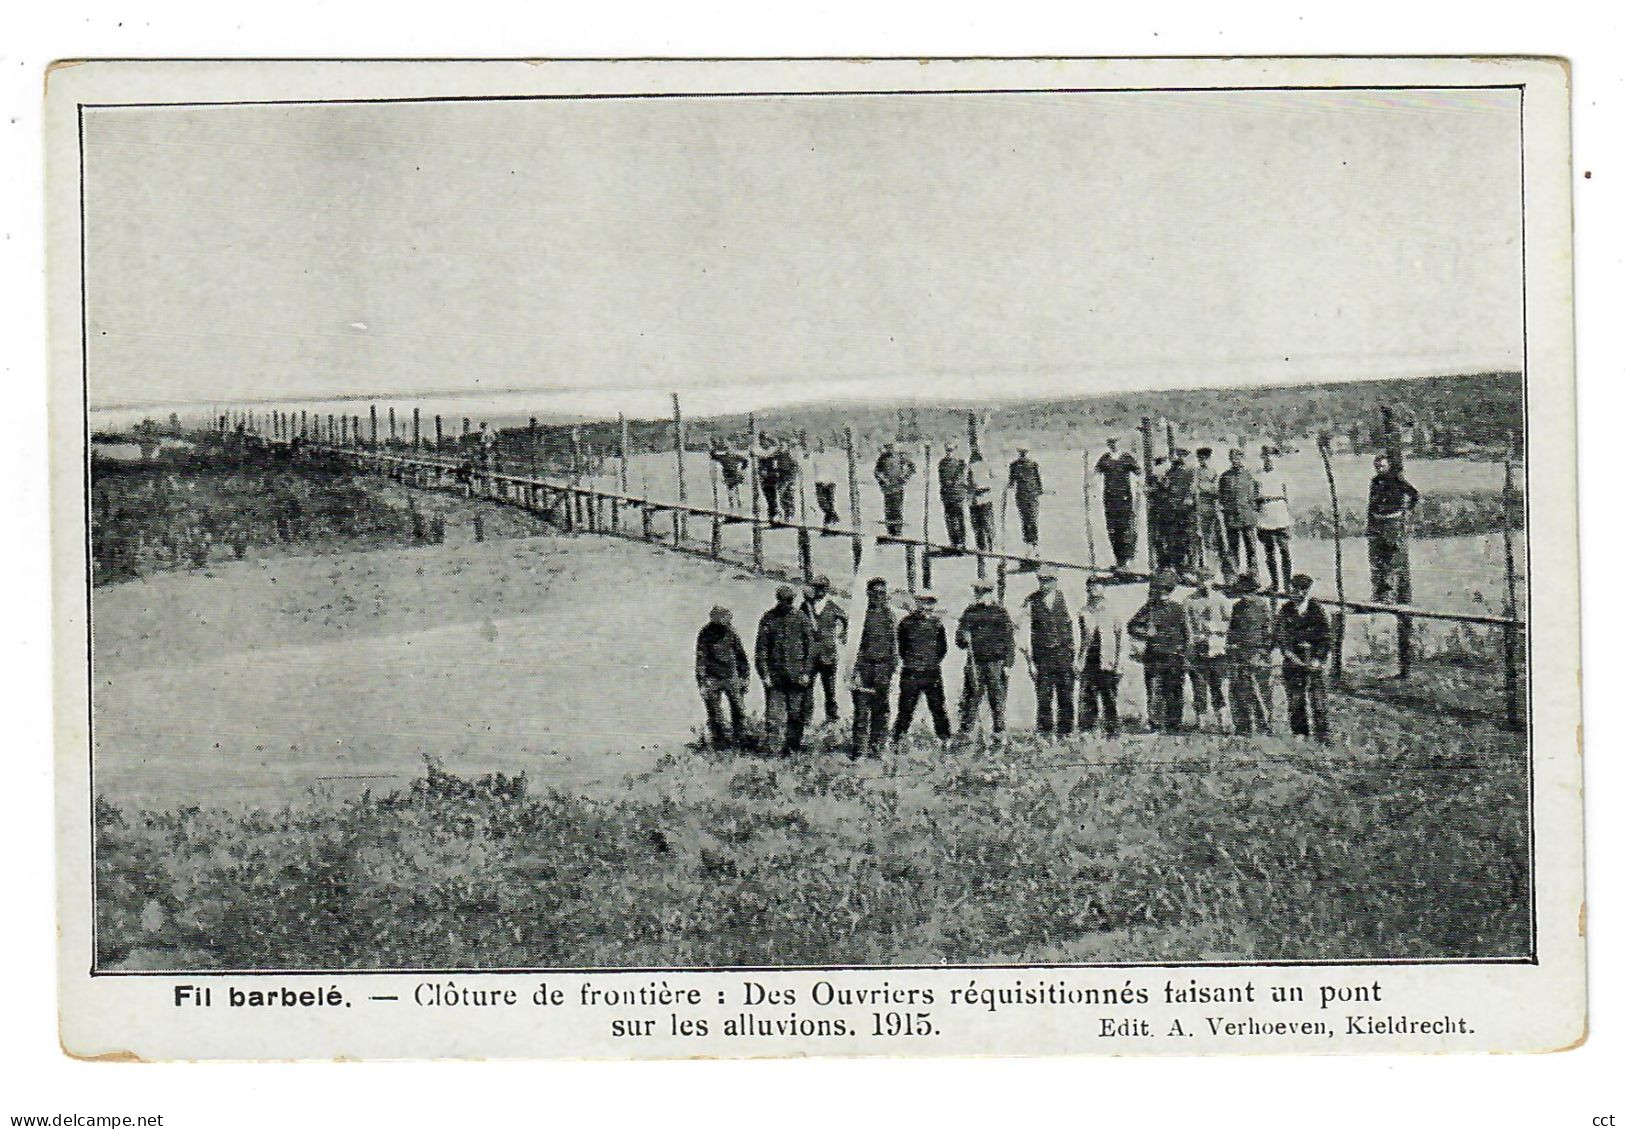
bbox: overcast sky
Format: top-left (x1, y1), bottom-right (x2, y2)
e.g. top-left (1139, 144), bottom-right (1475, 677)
top-left (83, 88), bottom-right (1523, 416)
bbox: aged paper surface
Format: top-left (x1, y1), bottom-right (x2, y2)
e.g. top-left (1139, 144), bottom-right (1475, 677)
top-left (47, 57), bottom-right (1582, 1060)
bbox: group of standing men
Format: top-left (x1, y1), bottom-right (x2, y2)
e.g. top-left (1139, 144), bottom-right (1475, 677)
top-left (694, 565), bottom-right (1340, 756)
top-left (1092, 441), bottom-right (1298, 593)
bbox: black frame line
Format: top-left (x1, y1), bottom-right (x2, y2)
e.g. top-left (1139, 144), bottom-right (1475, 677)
top-left (77, 79), bottom-right (1537, 977)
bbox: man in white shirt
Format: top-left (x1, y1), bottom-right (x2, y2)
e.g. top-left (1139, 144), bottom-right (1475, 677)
top-left (1075, 576), bottom-right (1126, 735)
top-left (1183, 573), bottom-right (1231, 731)
top-left (1254, 445), bottom-right (1294, 593)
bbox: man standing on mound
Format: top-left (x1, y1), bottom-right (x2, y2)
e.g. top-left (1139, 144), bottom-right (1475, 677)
top-left (956, 580), bottom-right (1016, 741)
top-left (892, 591), bottom-right (953, 744)
top-left (694, 606), bottom-right (750, 749)
top-left (849, 577), bottom-right (898, 757)
top-left (755, 585), bottom-right (815, 755)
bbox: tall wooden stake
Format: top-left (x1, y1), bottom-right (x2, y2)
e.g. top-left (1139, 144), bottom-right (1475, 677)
top-left (435, 414), bottom-right (444, 450)
top-left (845, 426), bottom-right (863, 574)
top-left (1382, 405), bottom-right (1413, 679)
top-left (1139, 417), bottom-right (1157, 572)
top-left (920, 442), bottom-right (934, 591)
top-left (1318, 434), bottom-right (1347, 684)
top-left (672, 393), bottom-right (687, 545)
top-left (369, 405), bottom-right (378, 448)
top-left (1081, 447), bottom-right (1099, 571)
top-left (710, 457), bottom-right (722, 558)
top-left (412, 407), bottom-right (421, 450)
top-left (1502, 435), bottom-right (1524, 732)
top-left (749, 413), bottom-right (764, 571)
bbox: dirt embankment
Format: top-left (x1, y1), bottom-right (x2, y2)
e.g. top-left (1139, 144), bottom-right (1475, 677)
top-left (91, 525), bottom-right (794, 810)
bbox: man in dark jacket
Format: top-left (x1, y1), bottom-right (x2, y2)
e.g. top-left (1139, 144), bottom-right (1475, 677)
top-left (801, 575), bottom-right (848, 725)
top-left (875, 443), bottom-right (917, 537)
top-left (956, 581), bottom-right (1016, 738)
top-left (1275, 573), bottom-right (1333, 741)
top-left (1128, 570), bottom-right (1190, 731)
top-left (1366, 454), bottom-right (1421, 604)
top-left (1095, 438), bottom-right (1140, 570)
top-left (1217, 448), bottom-right (1260, 581)
top-left (1015, 572), bottom-right (1076, 736)
top-left (1161, 448), bottom-right (1198, 575)
top-left (850, 577), bottom-right (898, 756)
top-left (1006, 447), bottom-right (1045, 550)
top-left (755, 585), bottom-right (816, 754)
top-left (892, 591), bottom-right (952, 741)
top-left (695, 605), bottom-right (751, 748)
top-left (755, 436), bottom-right (783, 522)
top-left (938, 442), bottom-right (970, 551)
top-left (1224, 572), bottom-right (1274, 735)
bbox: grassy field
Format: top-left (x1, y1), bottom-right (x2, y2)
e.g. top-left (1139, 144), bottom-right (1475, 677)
top-left (88, 443), bottom-right (1530, 971)
top-left (97, 691), bottom-right (1530, 971)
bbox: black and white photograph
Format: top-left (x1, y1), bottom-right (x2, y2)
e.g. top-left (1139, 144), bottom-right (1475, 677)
top-left (46, 57), bottom-right (1583, 1061)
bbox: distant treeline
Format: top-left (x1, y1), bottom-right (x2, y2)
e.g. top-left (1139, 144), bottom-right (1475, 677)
top-left (494, 371), bottom-right (1524, 460)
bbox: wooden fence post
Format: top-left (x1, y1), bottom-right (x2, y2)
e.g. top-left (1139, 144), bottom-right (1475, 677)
top-left (672, 393), bottom-right (687, 546)
top-left (1317, 434), bottom-right (1347, 684)
top-left (1139, 417), bottom-right (1157, 572)
top-left (527, 417), bottom-right (539, 510)
top-left (388, 407), bottom-right (397, 444)
top-left (749, 413), bottom-right (764, 571)
top-left (920, 442), bottom-right (934, 591)
top-left (845, 426), bottom-right (863, 574)
top-left (1382, 405), bottom-right (1413, 679)
top-left (368, 405), bottom-right (377, 448)
top-left (616, 413), bottom-right (629, 532)
top-left (435, 414), bottom-right (444, 451)
top-left (1502, 435), bottom-right (1524, 732)
top-left (710, 458), bottom-right (723, 558)
top-left (672, 391), bottom-right (685, 545)
top-left (1081, 446), bottom-right (1098, 571)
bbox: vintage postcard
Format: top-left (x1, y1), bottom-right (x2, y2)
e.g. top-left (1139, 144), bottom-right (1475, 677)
top-left (47, 57), bottom-right (1583, 1060)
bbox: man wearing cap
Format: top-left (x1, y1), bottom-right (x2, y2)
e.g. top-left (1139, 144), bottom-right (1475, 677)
top-left (1255, 445), bottom-right (1293, 592)
top-left (892, 592), bottom-right (953, 742)
top-left (754, 585), bottom-right (817, 754)
top-left (1162, 448), bottom-right (1198, 575)
top-left (1128, 571), bottom-right (1191, 732)
top-left (966, 452), bottom-right (999, 553)
top-left (811, 439), bottom-right (842, 528)
top-left (1218, 448), bottom-right (1260, 582)
top-left (1193, 447), bottom-right (1230, 579)
top-left (802, 576), bottom-right (848, 725)
top-left (1094, 437), bottom-right (1141, 570)
top-left (875, 442), bottom-right (917, 538)
top-left (1275, 573), bottom-right (1333, 741)
top-left (1183, 573), bottom-right (1231, 732)
top-left (1006, 447), bottom-right (1045, 551)
top-left (1015, 572), bottom-right (1076, 736)
top-left (938, 441), bottom-right (970, 551)
top-left (1224, 572), bottom-right (1275, 735)
top-left (695, 606), bottom-right (751, 748)
top-left (754, 434), bottom-right (783, 522)
top-left (849, 577), bottom-right (899, 756)
top-left (1366, 454), bottom-right (1421, 603)
top-left (1075, 576), bottom-right (1126, 736)
top-left (1146, 456), bottom-right (1170, 567)
top-left (956, 581), bottom-right (1017, 738)
top-left (710, 438), bottom-right (748, 511)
